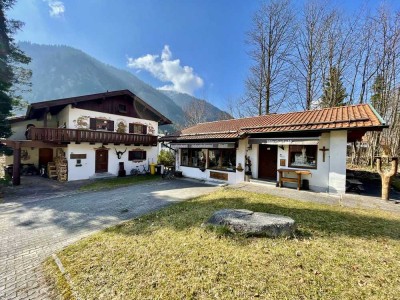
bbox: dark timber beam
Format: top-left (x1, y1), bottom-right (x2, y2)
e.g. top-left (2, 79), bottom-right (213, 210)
top-left (12, 142), bottom-right (21, 186)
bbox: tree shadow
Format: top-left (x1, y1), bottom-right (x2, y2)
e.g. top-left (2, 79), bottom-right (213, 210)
top-left (106, 195), bottom-right (400, 241)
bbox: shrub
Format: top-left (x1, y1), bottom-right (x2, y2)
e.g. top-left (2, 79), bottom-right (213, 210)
top-left (157, 150), bottom-right (175, 166)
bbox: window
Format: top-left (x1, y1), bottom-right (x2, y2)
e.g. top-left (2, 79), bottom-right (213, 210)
top-left (118, 104), bottom-right (127, 113)
top-left (129, 123), bottom-right (147, 134)
top-left (208, 149), bottom-right (236, 171)
top-left (288, 145), bottom-right (317, 169)
top-left (90, 118), bottom-right (114, 131)
top-left (128, 150), bottom-right (146, 161)
top-left (181, 149), bottom-right (205, 167)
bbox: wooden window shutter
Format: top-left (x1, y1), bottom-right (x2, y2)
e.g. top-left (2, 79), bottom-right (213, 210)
top-left (142, 151), bottom-right (147, 160)
top-left (107, 120), bottom-right (114, 131)
top-left (129, 123), bottom-right (134, 133)
top-left (142, 125), bottom-right (147, 134)
top-left (90, 118), bottom-right (96, 130)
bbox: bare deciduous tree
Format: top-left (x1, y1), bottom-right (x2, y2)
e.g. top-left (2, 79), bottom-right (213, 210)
top-left (182, 100), bottom-right (207, 127)
top-left (245, 0), bottom-right (295, 114)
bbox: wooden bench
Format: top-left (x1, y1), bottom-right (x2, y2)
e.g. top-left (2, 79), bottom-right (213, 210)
top-left (278, 168), bottom-right (312, 190)
top-left (346, 179), bottom-right (364, 194)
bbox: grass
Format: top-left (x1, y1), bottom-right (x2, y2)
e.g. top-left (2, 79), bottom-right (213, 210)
top-left (44, 188), bottom-right (400, 299)
top-left (79, 174), bottom-right (161, 191)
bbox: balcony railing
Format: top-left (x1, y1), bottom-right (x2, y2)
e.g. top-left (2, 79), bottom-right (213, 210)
top-left (27, 127), bottom-right (158, 146)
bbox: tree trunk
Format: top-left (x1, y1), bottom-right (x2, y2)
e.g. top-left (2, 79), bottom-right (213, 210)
top-left (376, 157), bottom-right (398, 200)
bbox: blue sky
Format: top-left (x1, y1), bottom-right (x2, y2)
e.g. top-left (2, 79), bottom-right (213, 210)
top-left (8, 0), bottom-right (400, 111)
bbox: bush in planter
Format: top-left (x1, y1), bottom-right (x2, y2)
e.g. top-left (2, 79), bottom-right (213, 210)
top-left (157, 150), bottom-right (175, 166)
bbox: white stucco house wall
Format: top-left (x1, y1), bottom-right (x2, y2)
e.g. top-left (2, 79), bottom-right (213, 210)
top-left (161, 104), bottom-right (387, 195)
top-left (2, 90), bottom-right (171, 183)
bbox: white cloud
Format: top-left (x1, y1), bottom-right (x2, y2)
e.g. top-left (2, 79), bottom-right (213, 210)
top-left (127, 45), bottom-right (204, 95)
top-left (43, 0), bottom-right (65, 17)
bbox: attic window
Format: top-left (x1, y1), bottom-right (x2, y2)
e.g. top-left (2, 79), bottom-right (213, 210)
top-left (118, 104), bottom-right (127, 113)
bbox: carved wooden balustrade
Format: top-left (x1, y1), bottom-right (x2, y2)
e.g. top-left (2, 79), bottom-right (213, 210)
top-left (27, 127), bottom-right (157, 146)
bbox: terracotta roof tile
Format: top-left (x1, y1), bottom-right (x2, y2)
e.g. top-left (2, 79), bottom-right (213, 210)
top-left (161, 104), bottom-right (386, 142)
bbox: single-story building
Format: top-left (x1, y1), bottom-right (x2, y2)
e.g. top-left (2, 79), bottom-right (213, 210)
top-left (160, 104), bottom-right (387, 194)
top-left (1, 90), bottom-right (171, 185)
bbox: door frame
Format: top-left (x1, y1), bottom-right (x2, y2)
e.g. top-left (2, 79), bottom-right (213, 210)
top-left (258, 144), bottom-right (278, 180)
top-left (95, 148), bottom-right (109, 173)
top-left (39, 148), bottom-right (54, 167)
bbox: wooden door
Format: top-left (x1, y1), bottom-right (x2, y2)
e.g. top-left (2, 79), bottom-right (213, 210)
top-left (39, 148), bottom-right (53, 167)
top-left (95, 149), bottom-right (108, 173)
top-left (258, 144), bottom-right (278, 180)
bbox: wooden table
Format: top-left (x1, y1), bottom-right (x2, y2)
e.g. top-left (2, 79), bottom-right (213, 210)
top-left (278, 168), bottom-right (312, 190)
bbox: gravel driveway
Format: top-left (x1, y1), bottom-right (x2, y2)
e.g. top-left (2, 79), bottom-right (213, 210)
top-left (0, 179), bottom-right (218, 299)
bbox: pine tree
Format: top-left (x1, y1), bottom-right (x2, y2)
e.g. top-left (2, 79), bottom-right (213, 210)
top-left (0, 0), bottom-right (31, 141)
top-left (320, 67), bottom-right (347, 108)
top-left (370, 75), bottom-right (385, 114)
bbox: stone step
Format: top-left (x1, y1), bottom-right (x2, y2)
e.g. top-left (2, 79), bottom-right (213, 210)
top-left (249, 178), bottom-right (277, 187)
top-left (89, 172), bottom-right (116, 180)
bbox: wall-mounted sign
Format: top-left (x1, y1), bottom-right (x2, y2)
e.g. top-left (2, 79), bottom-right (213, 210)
top-left (171, 143), bottom-right (236, 149)
top-left (280, 159), bottom-right (286, 167)
top-left (70, 154), bottom-right (87, 159)
top-left (210, 171), bottom-right (228, 181)
top-left (249, 137), bottom-right (320, 145)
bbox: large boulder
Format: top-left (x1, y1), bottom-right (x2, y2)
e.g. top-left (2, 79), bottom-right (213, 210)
top-left (206, 209), bottom-right (295, 237)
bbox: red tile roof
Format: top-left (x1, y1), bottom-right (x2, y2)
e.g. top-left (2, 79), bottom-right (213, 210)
top-left (162, 104), bottom-right (386, 141)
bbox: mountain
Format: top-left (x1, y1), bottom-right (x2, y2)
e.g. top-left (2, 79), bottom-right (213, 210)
top-left (18, 42), bottom-right (229, 128)
top-left (160, 90), bottom-right (231, 122)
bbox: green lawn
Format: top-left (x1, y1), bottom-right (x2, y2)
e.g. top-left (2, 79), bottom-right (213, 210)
top-left (79, 174), bottom-right (161, 191)
top-left (45, 189), bottom-right (400, 299)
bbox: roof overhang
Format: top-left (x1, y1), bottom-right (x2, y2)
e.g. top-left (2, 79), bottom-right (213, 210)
top-left (25, 90), bottom-right (172, 125)
top-left (170, 142), bottom-right (237, 149)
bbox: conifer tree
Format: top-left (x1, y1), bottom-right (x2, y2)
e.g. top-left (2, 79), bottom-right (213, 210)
top-left (0, 0), bottom-right (31, 142)
top-left (320, 67), bottom-right (347, 108)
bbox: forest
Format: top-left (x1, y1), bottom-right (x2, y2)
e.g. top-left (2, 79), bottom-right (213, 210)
top-left (231, 0), bottom-right (400, 165)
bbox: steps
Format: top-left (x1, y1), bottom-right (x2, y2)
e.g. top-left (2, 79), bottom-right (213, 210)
top-left (249, 178), bottom-right (277, 187)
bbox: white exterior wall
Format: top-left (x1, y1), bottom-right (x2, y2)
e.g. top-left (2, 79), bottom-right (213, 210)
top-left (6, 105), bottom-right (159, 181)
top-left (177, 143), bottom-right (246, 185)
top-left (246, 143), bottom-right (259, 178)
top-left (57, 106), bottom-right (70, 127)
top-left (67, 106), bottom-right (158, 134)
top-left (274, 133), bottom-right (330, 192)
top-left (5, 147), bottom-right (40, 167)
top-left (328, 130), bottom-right (347, 194)
top-left (10, 119), bottom-right (57, 140)
top-left (174, 131), bottom-right (348, 194)
top-left (67, 143), bottom-right (158, 181)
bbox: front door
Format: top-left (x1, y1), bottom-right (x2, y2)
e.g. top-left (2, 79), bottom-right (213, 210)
top-left (95, 149), bottom-right (108, 173)
top-left (39, 148), bottom-right (53, 167)
top-left (258, 144), bottom-right (278, 180)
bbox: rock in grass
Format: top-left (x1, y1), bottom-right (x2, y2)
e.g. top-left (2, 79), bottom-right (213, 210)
top-left (206, 209), bottom-right (295, 237)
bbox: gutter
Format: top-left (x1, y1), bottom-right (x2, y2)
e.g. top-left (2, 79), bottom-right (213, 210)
top-left (368, 103), bottom-right (386, 125)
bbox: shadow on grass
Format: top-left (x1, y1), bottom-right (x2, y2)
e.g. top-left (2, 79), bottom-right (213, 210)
top-left (105, 194), bottom-right (400, 241)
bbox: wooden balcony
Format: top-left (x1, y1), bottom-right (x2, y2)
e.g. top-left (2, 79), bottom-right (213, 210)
top-left (27, 127), bottom-right (158, 146)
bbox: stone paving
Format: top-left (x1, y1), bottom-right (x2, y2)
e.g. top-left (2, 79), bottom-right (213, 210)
top-left (0, 179), bottom-right (218, 299)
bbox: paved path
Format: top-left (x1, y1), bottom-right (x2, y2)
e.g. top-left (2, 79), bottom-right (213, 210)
top-left (0, 179), bottom-right (218, 299)
top-left (231, 182), bottom-right (400, 214)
